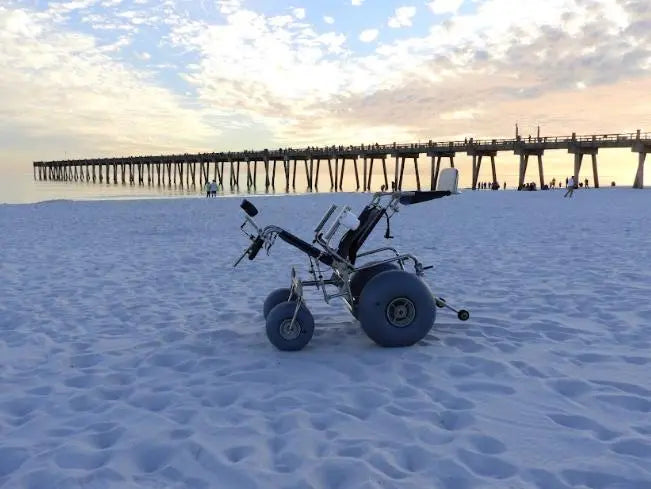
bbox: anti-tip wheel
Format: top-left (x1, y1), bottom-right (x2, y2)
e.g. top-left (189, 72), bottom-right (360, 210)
top-left (435, 297), bottom-right (446, 308)
top-left (457, 309), bottom-right (470, 321)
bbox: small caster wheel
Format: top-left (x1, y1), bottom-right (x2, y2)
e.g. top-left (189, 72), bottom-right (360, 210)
top-left (266, 301), bottom-right (315, 351)
top-left (263, 287), bottom-right (299, 319)
top-left (435, 298), bottom-right (446, 308)
top-left (457, 309), bottom-right (470, 321)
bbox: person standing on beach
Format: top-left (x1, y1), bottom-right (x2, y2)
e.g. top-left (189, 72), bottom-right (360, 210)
top-left (204, 181), bottom-right (210, 197)
top-left (209, 180), bottom-right (217, 197)
top-left (564, 176), bottom-right (575, 198)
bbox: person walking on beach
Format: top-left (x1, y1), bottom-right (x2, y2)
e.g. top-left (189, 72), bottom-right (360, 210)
top-left (564, 176), bottom-right (575, 198)
top-left (209, 180), bottom-right (217, 197)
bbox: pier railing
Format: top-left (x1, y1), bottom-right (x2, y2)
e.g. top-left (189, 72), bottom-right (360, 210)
top-left (32, 130), bottom-right (650, 190)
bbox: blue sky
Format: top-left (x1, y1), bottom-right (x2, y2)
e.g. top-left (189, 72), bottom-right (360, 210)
top-left (0, 0), bottom-right (650, 165)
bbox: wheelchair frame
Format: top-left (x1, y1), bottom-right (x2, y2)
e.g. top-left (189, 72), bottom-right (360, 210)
top-left (233, 170), bottom-right (469, 349)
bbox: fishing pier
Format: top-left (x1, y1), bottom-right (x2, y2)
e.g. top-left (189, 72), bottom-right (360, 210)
top-left (33, 130), bottom-right (650, 191)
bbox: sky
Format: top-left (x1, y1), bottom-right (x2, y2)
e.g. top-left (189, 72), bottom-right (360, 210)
top-left (1, 0), bottom-right (650, 185)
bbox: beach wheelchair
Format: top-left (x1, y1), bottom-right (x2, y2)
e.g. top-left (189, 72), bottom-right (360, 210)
top-left (233, 168), bottom-right (469, 351)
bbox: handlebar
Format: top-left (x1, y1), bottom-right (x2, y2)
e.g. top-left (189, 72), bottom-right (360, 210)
top-left (248, 236), bottom-right (264, 260)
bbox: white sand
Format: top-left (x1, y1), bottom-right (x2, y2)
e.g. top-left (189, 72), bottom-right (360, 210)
top-left (1, 188), bottom-right (650, 489)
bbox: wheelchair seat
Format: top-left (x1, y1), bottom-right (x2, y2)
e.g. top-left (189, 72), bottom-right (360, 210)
top-left (335, 204), bottom-right (386, 264)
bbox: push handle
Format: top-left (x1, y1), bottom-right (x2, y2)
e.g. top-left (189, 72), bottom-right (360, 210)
top-left (314, 204), bottom-right (337, 234)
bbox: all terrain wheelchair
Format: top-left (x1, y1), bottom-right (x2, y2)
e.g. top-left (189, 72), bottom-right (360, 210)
top-left (233, 168), bottom-right (469, 351)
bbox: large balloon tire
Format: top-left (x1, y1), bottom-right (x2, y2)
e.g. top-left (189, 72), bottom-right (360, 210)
top-left (263, 287), bottom-right (298, 319)
top-left (357, 269), bottom-right (435, 347)
top-left (349, 261), bottom-right (400, 319)
top-left (265, 301), bottom-right (315, 351)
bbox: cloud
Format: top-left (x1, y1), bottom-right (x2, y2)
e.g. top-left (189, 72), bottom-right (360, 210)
top-left (388, 6), bottom-right (416, 28)
top-left (352, 0), bottom-right (364, 5)
top-left (428, 0), bottom-right (464, 15)
top-left (323, 16), bottom-right (334, 24)
top-left (0, 5), bottom-right (219, 159)
top-left (359, 28), bottom-right (379, 42)
top-left (293, 8), bottom-right (305, 19)
top-left (2, 0), bottom-right (651, 161)
top-left (217, 0), bottom-right (242, 15)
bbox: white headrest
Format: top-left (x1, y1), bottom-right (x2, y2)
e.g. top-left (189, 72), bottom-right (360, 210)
top-left (437, 168), bottom-right (459, 194)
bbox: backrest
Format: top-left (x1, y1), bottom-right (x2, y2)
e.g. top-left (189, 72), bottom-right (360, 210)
top-left (437, 168), bottom-right (459, 193)
top-left (336, 204), bottom-right (385, 264)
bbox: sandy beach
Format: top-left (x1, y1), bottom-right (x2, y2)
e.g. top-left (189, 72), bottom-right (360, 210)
top-left (1, 188), bottom-right (650, 489)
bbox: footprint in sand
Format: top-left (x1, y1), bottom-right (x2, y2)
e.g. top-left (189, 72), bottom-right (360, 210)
top-left (546, 379), bottom-right (592, 398)
top-left (223, 445), bottom-right (255, 463)
top-left (25, 386), bottom-right (52, 396)
top-left (54, 446), bottom-right (111, 470)
top-left (467, 434), bottom-right (506, 455)
top-left (1, 397), bottom-right (38, 417)
top-left (87, 426), bottom-right (126, 449)
top-left (70, 353), bottom-right (101, 368)
top-left (269, 412), bottom-right (301, 435)
top-left (457, 448), bottom-right (517, 479)
top-left (447, 357), bottom-right (507, 378)
top-left (274, 451), bottom-right (302, 473)
top-left (267, 435), bottom-right (287, 454)
top-left (417, 426), bottom-right (455, 445)
top-left (128, 392), bottom-right (173, 412)
top-left (309, 414), bottom-right (333, 432)
top-left (165, 407), bottom-right (196, 425)
top-left (132, 441), bottom-right (175, 473)
top-left (312, 459), bottom-right (371, 489)
top-left (149, 351), bottom-right (193, 368)
top-left (510, 360), bottom-right (547, 379)
top-left (436, 410), bottom-right (475, 431)
top-left (632, 425), bottom-right (651, 435)
top-left (393, 445), bottom-right (434, 473)
top-left (168, 428), bottom-right (193, 440)
top-left (20, 469), bottom-right (68, 489)
top-left (456, 382), bottom-right (516, 395)
top-left (335, 404), bottom-right (371, 421)
top-left (524, 468), bottom-right (572, 489)
top-left (561, 469), bottom-right (649, 489)
top-left (594, 394), bottom-right (651, 412)
top-left (590, 380), bottom-right (651, 397)
top-left (610, 438), bottom-right (651, 458)
top-left (0, 447), bottom-right (29, 477)
top-left (547, 413), bottom-right (619, 441)
top-left (443, 337), bottom-right (485, 353)
top-left (64, 374), bottom-right (97, 389)
top-left (572, 353), bottom-right (612, 365)
top-left (427, 388), bottom-right (475, 411)
top-left (391, 385), bottom-right (419, 399)
top-left (621, 355), bottom-right (651, 366)
top-left (69, 394), bottom-right (108, 413)
top-left (367, 451), bottom-right (409, 480)
top-left (336, 444), bottom-right (366, 459)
